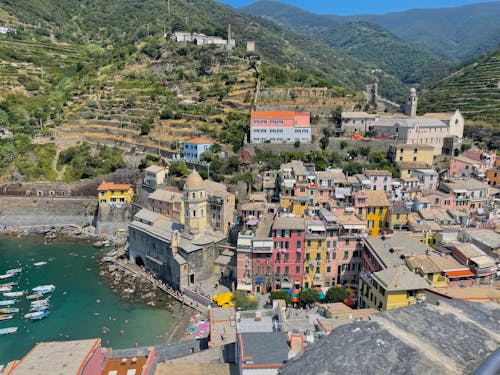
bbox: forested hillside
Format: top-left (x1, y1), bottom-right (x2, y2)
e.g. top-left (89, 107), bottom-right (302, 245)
top-left (242, 1), bottom-right (449, 85)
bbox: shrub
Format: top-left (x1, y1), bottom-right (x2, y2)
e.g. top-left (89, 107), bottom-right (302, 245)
top-left (232, 291), bottom-right (258, 311)
top-left (326, 287), bottom-right (348, 303)
top-left (270, 290), bottom-right (292, 305)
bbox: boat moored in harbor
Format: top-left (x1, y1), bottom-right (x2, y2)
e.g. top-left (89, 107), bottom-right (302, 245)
top-left (0, 327), bottom-right (17, 335)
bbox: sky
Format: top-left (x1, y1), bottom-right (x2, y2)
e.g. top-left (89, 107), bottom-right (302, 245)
top-left (218, 0), bottom-right (499, 15)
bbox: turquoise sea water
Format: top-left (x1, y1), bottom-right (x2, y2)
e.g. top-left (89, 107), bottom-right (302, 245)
top-left (0, 237), bottom-right (175, 363)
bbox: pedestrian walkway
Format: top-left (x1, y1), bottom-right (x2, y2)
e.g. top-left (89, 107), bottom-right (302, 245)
top-left (112, 259), bottom-right (211, 314)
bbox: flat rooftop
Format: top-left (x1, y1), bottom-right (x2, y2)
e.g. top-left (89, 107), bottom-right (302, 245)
top-left (102, 357), bottom-right (148, 375)
top-left (9, 339), bottom-right (100, 375)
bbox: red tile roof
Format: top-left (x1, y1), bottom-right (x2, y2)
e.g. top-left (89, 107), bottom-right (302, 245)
top-left (185, 137), bottom-right (213, 144)
top-left (96, 182), bottom-right (132, 191)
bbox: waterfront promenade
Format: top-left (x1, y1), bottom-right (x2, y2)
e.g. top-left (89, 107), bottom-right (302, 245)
top-left (111, 259), bottom-right (214, 314)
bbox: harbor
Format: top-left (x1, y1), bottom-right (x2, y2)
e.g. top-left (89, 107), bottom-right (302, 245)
top-left (0, 236), bottom-right (192, 363)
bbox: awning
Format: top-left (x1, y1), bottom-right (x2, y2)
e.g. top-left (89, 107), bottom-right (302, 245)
top-left (237, 284), bottom-right (252, 291)
top-left (255, 277), bottom-right (263, 284)
top-left (247, 219), bottom-right (258, 226)
top-left (342, 224), bottom-right (366, 230)
top-left (446, 270), bottom-right (474, 278)
top-left (470, 255), bottom-right (495, 268)
top-left (280, 281), bottom-right (291, 288)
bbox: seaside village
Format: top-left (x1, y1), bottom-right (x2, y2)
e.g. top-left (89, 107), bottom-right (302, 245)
top-left (1, 84), bottom-right (500, 375)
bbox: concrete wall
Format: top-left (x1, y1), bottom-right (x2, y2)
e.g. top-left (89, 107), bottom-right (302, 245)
top-left (96, 204), bottom-right (135, 234)
top-left (0, 197), bottom-right (98, 227)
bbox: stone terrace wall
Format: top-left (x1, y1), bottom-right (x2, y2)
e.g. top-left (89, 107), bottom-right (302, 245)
top-left (244, 138), bottom-right (396, 154)
top-left (0, 169), bottom-right (140, 197)
top-left (0, 197), bottom-right (98, 227)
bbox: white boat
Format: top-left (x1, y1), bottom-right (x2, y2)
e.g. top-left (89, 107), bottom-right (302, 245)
top-left (29, 305), bottom-right (49, 312)
top-left (0, 327), bottom-right (17, 335)
top-left (31, 297), bottom-right (51, 306)
top-left (0, 282), bottom-right (17, 287)
top-left (0, 307), bottom-right (19, 313)
top-left (0, 300), bottom-right (16, 306)
top-left (3, 291), bottom-right (24, 297)
top-left (32, 285), bottom-right (55, 293)
top-left (0, 286), bottom-right (12, 292)
top-left (33, 262), bottom-right (47, 267)
top-left (24, 311), bottom-right (49, 320)
top-left (0, 274), bottom-right (14, 280)
top-left (6, 268), bottom-right (22, 275)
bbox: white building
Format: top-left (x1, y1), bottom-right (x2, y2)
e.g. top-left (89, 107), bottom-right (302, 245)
top-left (249, 111), bottom-right (311, 144)
top-left (143, 165), bottom-right (168, 190)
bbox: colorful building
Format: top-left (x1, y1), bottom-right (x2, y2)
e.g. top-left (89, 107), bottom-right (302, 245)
top-left (388, 143), bottom-right (434, 166)
top-left (363, 169), bottom-right (393, 192)
top-left (183, 137), bottom-right (213, 162)
top-left (365, 190), bottom-right (389, 237)
top-left (249, 111), bottom-right (311, 144)
top-left (360, 233), bottom-right (430, 310)
top-left (386, 204), bottom-right (411, 231)
top-left (272, 216), bottom-right (306, 289)
top-left (96, 182), bottom-right (134, 206)
top-left (143, 165), bottom-right (168, 189)
top-left (148, 188), bottom-right (184, 224)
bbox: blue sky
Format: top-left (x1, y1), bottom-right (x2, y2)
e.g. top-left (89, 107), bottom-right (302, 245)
top-left (218, 0), bottom-right (499, 15)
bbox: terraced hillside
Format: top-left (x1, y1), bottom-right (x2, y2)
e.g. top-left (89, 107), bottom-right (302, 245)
top-left (57, 41), bottom-right (256, 154)
top-left (419, 48), bottom-right (500, 123)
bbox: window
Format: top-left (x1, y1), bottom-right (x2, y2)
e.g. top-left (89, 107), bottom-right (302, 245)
top-left (305, 253), bottom-right (310, 261)
top-left (316, 253), bottom-right (321, 260)
top-left (307, 240), bottom-right (311, 247)
top-left (379, 208), bottom-right (384, 215)
top-left (297, 240), bottom-right (302, 248)
top-left (396, 214), bottom-right (400, 220)
top-left (276, 266), bottom-right (280, 275)
top-left (345, 239), bottom-right (350, 246)
top-left (284, 253), bottom-right (289, 262)
top-left (276, 253), bottom-right (281, 261)
top-left (368, 208), bottom-right (375, 214)
top-left (434, 198), bottom-right (440, 205)
top-left (316, 267), bottom-right (320, 274)
top-left (326, 266), bottom-right (331, 273)
top-left (368, 220), bottom-right (374, 228)
top-left (296, 266), bottom-right (300, 273)
top-left (413, 157), bottom-right (417, 162)
top-left (358, 208), bottom-right (363, 216)
top-left (332, 252), bottom-right (336, 260)
top-left (284, 266), bottom-right (289, 275)
top-left (305, 266), bottom-right (309, 274)
top-left (285, 242), bottom-right (289, 249)
top-left (296, 253), bottom-right (301, 262)
top-left (333, 240), bottom-right (337, 248)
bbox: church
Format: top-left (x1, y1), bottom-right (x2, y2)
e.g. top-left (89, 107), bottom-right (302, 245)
top-left (342, 88), bottom-right (465, 155)
top-left (127, 171), bottom-right (230, 290)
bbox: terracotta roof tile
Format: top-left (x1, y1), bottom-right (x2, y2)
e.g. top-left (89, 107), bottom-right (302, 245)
top-left (96, 182), bottom-right (132, 191)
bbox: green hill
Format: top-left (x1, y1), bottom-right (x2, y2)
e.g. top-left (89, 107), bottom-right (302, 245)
top-left (242, 1), bottom-right (449, 86)
top-left (418, 48), bottom-right (500, 124)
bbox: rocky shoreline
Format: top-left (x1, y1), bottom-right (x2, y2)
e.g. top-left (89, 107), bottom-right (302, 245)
top-left (97, 258), bottom-right (197, 343)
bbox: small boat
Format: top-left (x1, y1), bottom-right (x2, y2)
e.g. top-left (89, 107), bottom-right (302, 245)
top-left (29, 305), bottom-right (49, 312)
top-left (33, 261), bottom-right (47, 267)
top-left (30, 296), bottom-right (51, 304)
top-left (24, 311), bottom-right (49, 320)
top-left (0, 327), bottom-right (17, 335)
top-left (26, 293), bottom-right (43, 300)
top-left (3, 291), bottom-right (24, 297)
top-left (0, 274), bottom-right (14, 280)
top-left (0, 307), bottom-right (19, 313)
top-left (0, 286), bottom-right (12, 292)
top-left (0, 300), bottom-right (16, 306)
top-left (0, 282), bottom-right (18, 287)
top-left (32, 285), bottom-right (55, 294)
top-left (0, 314), bottom-right (14, 321)
top-left (6, 268), bottom-right (22, 275)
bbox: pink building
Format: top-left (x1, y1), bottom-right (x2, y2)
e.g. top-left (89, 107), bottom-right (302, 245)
top-left (352, 191), bottom-right (368, 220)
top-left (236, 214), bottom-right (274, 293)
top-left (320, 208), bottom-right (366, 286)
top-left (449, 149), bottom-right (496, 178)
top-left (272, 216), bottom-right (306, 289)
top-left (363, 169), bottom-right (393, 192)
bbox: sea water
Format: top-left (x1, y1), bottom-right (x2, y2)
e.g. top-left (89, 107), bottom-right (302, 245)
top-left (0, 237), bottom-right (176, 363)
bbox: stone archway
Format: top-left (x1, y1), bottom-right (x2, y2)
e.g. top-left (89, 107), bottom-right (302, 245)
top-left (135, 256), bottom-right (145, 267)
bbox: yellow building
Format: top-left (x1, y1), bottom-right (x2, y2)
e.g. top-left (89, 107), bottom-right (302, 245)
top-left (365, 191), bottom-right (389, 237)
top-left (386, 205), bottom-right (411, 231)
top-left (303, 222), bottom-right (327, 288)
top-left (360, 233), bottom-right (430, 311)
top-left (97, 182), bottom-right (134, 205)
top-left (359, 265), bottom-right (428, 310)
top-left (388, 143), bottom-right (434, 165)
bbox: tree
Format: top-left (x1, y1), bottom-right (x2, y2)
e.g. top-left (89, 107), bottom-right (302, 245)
top-left (331, 106), bottom-right (342, 126)
top-left (294, 140), bottom-right (301, 148)
top-left (270, 290), bottom-right (292, 305)
top-left (232, 291), bottom-right (258, 311)
top-left (319, 136), bottom-right (329, 150)
top-left (298, 289), bottom-right (319, 307)
top-left (340, 140), bottom-right (348, 150)
top-left (326, 287), bottom-right (348, 303)
top-left (169, 160), bottom-right (189, 177)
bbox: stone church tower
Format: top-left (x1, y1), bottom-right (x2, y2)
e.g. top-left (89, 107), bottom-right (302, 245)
top-left (405, 88), bottom-right (418, 117)
top-left (183, 171), bottom-right (207, 236)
